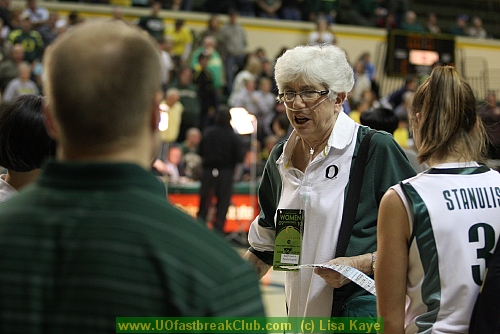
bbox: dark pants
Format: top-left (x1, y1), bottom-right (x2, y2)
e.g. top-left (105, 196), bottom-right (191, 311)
top-left (197, 167), bottom-right (234, 233)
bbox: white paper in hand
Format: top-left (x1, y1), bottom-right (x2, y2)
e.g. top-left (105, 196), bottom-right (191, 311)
top-left (281, 263), bottom-right (376, 296)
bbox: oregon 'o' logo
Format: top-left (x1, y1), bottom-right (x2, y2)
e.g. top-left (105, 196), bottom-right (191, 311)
top-left (326, 165), bottom-right (339, 179)
top-left (285, 226), bottom-right (295, 234)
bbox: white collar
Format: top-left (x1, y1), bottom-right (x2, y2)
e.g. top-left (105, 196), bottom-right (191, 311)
top-left (431, 161), bottom-right (480, 169)
top-left (329, 110), bottom-right (356, 150)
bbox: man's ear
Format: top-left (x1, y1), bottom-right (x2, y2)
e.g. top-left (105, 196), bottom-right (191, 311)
top-left (43, 102), bottom-right (59, 141)
top-left (150, 91), bottom-right (163, 132)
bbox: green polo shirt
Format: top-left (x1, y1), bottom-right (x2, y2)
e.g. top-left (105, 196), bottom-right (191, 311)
top-left (0, 161), bottom-right (265, 333)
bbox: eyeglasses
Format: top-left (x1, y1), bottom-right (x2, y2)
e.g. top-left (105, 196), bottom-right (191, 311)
top-left (278, 90), bottom-right (329, 102)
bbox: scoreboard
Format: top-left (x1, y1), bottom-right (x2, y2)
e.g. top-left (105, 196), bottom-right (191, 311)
top-left (385, 29), bottom-right (455, 76)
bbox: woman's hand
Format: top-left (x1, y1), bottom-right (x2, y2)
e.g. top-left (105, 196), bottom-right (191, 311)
top-left (243, 251), bottom-right (272, 279)
top-left (314, 253), bottom-right (372, 288)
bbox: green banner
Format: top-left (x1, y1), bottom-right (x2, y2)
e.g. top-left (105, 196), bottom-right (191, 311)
top-left (116, 317), bottom-right (383, 333)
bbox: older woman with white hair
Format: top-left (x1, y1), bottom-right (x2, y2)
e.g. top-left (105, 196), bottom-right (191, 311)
top-left (244, 44), bottom-right (415, 317)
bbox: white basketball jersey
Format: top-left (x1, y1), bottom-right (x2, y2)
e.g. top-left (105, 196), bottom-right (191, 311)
top-left (392, 162), bottom-right (500, 333)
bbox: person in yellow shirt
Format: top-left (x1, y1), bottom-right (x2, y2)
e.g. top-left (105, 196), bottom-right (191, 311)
top-left (158, 88), bottom-right (183, 160)
top-left (166, 19), bottom-right (193, 68)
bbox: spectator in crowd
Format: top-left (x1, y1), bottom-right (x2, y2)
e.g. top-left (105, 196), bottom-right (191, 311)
top-left (393, 107), bottom-right (411, 150)
top-left (0, 21), bottom-right (9, 60)
top-left (158, 0), bottom-right (193, 10)
top-left (65, 11), bottom-right (84, 30)
top-left (221, 8), bottom-right (247, 95)
top-left (382, 74), bottom-right (418, 109)
top-left (391, 90), bottom-right (413, 150)
top-left (253, 76), bottom-right (277, 143)
top-left (349, 0), bottom-right (385, 27)
top-left (166, 18), bottom-right (193, 67)
top-left (179, 127), bottom-right (202, 180)
top-left (308, 16), bottom-right (336, 45)
top-left (193, 52), bottom-right (217, 131)
top-left (258, 134), bottom-right (278, 161)
top-left (359, 106), bottom-right (398, 135)
top-left (22, 0), bottom-right (49, 30)
top-left (317, 0), bottom-right (340, 24)
top-left (191, 35), bottom-right (225, 97)
top-left (350, 61), bottom-right (373, 106)
top-left (158, 88), bottom-right (183, 154)
top-left (271, 112), bottom-right (290, 143)
top-left (8, 12), bottom-right (44, 63)
top-left (180, 126), bottom-right (202, 155)
top-left (194, 15), bottom-right (226, 60)
top-left (202, 0), bottom-right (235, 14)
top-left (359, 106), bottom-right (425, 172)
top-left (254, 46), bottom-right (267, 63)
top-left (450, 13), bottom-right (469, 36)
top-left (425, 12), bottom-right (441, 34)
top-left (169, 66), bottom-right (201, 143)
top-left (256, 0), bottom-right (282, 19)
top-left (385, 0), bottom-right (408, 26)
top-left (228, 53), bottom-right (261, 105)
top-left (468, 16), bottom-right (487, 38)
top-left (136, 2), bottom-right (164, 39)
top-left (111, 6), bottom-right (124, 21)
top-left (280, 0), bottom-right (302, 21)
top-left (0, 20), bottom-right (266, 332)
top-left (152, 144), bottom-right (187, 183)
top-left (477, 90), bottom-right (500, 159)
top-left (235, 148), bottom-right (262, 182)
top-left (399, 10), bottom-right (425, 32)
top-left (377, 12), bottom-right (398, 30)
top-left (237, 0), bottom-right (256, 17)
top-left (365, 88), bottom-right (381, 108)
top-left (393, 90), bottom-right (412, 121)
top-left (359, 51), bottom-right (376, 82)
top-left (348, 98), bottom-right (370, 124)
top-left (131, 0), bottom-right (149, 9)
top-left (0, 95), bottom-right (56, 202)
top-left (37, 11), bottom-right (63, 47)
top-left (244, 44), bottom-right (415, 317)
top-left (2, 61), bottom-right (39, 103)
top-left (229, 76), bottom-right (258, 114)
top-left (376, 66), bottom-right (499, 334)
top-left (0, 43), bottom-right (24, 93)
top-left (197, 107), bottom-right (245, 234)
top-left (300, 0), bottom-right (318, 22)
top-left (157, 36), bottom-right (175, 91)
top-left (0, 0), bottom-right (13, 30)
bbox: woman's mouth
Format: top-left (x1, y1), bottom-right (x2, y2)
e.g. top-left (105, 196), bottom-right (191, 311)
top-left (295, 116), bottom-right (309, 124)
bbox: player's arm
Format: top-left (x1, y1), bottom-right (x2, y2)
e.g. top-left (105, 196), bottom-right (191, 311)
top-left (376, 189), bottom-right (410, 334)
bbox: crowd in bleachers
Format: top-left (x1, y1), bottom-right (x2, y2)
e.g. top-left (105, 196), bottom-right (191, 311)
top-left (0, 0), bottom-right (499, 186)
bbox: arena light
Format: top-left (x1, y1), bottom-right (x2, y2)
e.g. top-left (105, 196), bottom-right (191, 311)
top-left (158, 102), bottom-right (169, 131)
top-left (229, 107), bottom-right (256, 135)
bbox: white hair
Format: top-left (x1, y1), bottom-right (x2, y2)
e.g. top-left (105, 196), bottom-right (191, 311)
top-left (274, 44), bottom-right (354, 101)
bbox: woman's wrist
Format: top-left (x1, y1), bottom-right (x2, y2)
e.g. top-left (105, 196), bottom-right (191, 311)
top-left (370, 252), bottom-right (377, 276)
top-left (356, 253), bottom-right (374, 275)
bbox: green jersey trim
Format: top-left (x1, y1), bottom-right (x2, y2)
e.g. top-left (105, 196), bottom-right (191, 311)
top-left (400, 183), bottom-right (441, 333)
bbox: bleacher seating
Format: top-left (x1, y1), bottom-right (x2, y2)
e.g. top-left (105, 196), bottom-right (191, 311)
top-left (411, 0), bottom-right (500, 38)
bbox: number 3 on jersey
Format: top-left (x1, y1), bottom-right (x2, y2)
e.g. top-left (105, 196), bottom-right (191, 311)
top-left (469, 223), bottom-right (496, 286)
